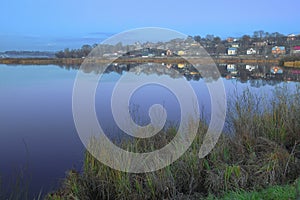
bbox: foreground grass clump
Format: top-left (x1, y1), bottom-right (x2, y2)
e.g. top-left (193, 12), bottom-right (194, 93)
top-left (47, 85), bottom-right (300, 200)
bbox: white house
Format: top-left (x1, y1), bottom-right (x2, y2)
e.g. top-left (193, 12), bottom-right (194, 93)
top-left (246, 48), bottom-right (257, 55)
top-left (227, 64), bottom-right (237, 75)
top-left (246, 65), bottom-right (257, 71)
top-left (231, 43), bottom-right (239, 48)
top-left (228, 47), bottom-right (237, 55)
top-left (292, 46), bottom-right (300, 54)
top-left (227, 64), bottom-right (236, 70)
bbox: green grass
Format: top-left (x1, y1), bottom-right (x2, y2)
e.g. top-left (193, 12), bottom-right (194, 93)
top-left (206, 181), bottom-right (299, 200)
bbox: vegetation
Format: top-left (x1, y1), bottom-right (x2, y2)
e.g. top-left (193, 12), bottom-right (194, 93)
top-left (45, 85), bottom-right (300, 200)
top-left (55, 45), bottom-right (95, 58)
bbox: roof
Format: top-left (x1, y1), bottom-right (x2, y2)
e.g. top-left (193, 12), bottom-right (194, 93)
top-left (293, 46), bottom-right (300, 50)
top-left (228, 47), bottom-right (237, 51)
top-left (272, 46), bottom-right (285, 50)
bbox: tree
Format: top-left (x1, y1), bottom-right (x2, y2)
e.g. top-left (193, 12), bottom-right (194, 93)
top-left (64, 48), bottom-right (70, 58)
top-left (81, 44), bottom-right (92, 57)
top-left (55, 50), bottom-right (64, 58)
top-left (258, 30), bottom-right (265, 39)
top-left (216, 43), bottom-right (226, 55)
top-left (253, 31), bottom-right (259, 39)
top-left (194, 35), bottom-right (201, 43)
top-left (241, 35), bottom-right (251, 48)
top-left (213, 37), bottom-right (221, 44)
top-left (206, 34), bottom-right (214, 41)
top-left (114, 42), bottom-right (123, 51)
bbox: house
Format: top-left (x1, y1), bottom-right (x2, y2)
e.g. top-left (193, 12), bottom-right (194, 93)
top-left (253, 41), bottom-right (267, 47)
top-left (227, 37), bottom-right (234, 43)
top-left (166, 49), bottom-right (172, 56)
top-left (231, 43), bottom-right (239, 48)
top-left (287, 34), bottom-right (296, 41)
top-left (246, 48), bottom-right (257, 55)
top-left (291, 46), bottom-right (300, 54)
top-left (177, 50), bottom-right (185, 56)
top-left (228, 47), bottom-right (237, 55)
top-left (272, 46), bottom-right (286, 55)
top-left (191, 42), bottom-right (200, 47)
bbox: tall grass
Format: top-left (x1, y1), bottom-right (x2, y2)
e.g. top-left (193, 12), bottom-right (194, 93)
top-left (46, 84), bottom-right (300, 199)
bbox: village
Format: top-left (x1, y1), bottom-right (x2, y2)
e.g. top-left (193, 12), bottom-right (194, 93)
top-left (73, 32), bottom-right (300, 59)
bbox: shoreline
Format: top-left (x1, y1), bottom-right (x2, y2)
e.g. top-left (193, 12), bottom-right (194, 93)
top-left (0, 57), bottom-right (299, 68)
top-left (0, 56), bottom-right (279, 65)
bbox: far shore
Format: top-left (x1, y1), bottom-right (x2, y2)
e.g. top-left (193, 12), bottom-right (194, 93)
top-left (0, 56), bottom-right (299, 68)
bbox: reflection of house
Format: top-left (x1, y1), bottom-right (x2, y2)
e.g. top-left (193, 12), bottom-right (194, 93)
top-left (246, 48), bottom-right (257, 55)
top-left (246, 65), bottom-right (257, 71)
top-left (270, 66), bottom-right (283, 74)
top-left (177, 63), bottom-right (185, 68)
top-left (291, 46), bottom-right (300, 54)
top-left (227, 64), bottom-right (236, 71)
top-left (228, 47), bottom-right (237, 55)
top-left (227, 64), bottom-right (237, 75)
top-left (272, 46), bottom-right (286, 55)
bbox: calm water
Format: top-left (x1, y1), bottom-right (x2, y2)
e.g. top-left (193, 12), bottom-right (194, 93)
top-left (0, 63), bottom-right (299, 197)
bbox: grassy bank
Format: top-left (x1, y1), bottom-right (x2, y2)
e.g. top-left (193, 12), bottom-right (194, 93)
top-left (0, 56), bottom-right (280, 66)
top-left (45, 84), bottom-right (300, 200)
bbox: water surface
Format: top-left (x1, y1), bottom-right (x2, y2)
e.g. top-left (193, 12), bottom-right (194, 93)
top-left (0, 63), bottom-right (298, 197)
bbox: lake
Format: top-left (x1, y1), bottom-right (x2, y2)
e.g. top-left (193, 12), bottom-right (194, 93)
top-left (0, 63), bottom-right (299, 198)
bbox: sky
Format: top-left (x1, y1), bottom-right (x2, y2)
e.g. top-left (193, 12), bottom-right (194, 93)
top-left (1, 0), bottom-right (300, 51)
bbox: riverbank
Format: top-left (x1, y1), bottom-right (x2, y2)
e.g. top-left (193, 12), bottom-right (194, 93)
top-left (0, 58), bottom-right (84, 65)
top-left (0, 56), bottom-right (282, 66)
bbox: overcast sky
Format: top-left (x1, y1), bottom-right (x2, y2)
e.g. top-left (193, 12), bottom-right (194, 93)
top-left (1, 0), bottom-right (299, 51)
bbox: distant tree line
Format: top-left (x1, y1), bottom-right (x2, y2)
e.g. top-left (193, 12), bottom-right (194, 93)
top-left (4, 51), bottom-right (55, 57)
top-left (55, 44), bottom-right (95, 58)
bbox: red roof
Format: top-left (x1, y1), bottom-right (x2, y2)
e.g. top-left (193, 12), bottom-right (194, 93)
top-left (293, 46), bottom-right (300, 50)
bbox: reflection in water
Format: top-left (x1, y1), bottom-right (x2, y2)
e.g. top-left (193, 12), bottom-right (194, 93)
top-left (60, 62), bottom-right (300, 85)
